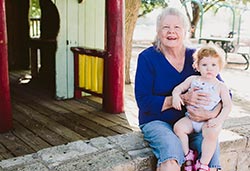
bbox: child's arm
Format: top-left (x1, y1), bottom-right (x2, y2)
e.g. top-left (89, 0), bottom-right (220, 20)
top-left (172, 76), bottom-right (195, 110)
top-left (217, 83), bottom-right (232, 122)
top-left (208, 83), bottom-right (232, 127)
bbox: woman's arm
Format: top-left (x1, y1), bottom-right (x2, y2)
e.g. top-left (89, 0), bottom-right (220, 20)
top-left (161, 89), bottom-right (221, 120)
top-left (135, 52), bottom-right (166, 115)
top-left (161, 96), bottom-right (173, 111)
top-left (186, 103), bottom-right (222, 122)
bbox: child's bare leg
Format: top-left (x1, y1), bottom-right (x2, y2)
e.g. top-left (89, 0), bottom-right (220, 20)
top-left (200, 125), bottom-right (221, 165)
top-left (174, 117), bottom-right (193, 155)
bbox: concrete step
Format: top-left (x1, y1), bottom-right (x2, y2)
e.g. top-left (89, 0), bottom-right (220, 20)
top-left (0, 130), bottom-right (249, 171)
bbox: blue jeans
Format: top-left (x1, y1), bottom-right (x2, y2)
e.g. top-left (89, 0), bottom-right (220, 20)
top-left (140, 120), bottom-right (221, 169)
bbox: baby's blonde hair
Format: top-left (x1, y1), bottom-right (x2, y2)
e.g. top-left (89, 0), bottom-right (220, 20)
top-left (192, 45), bottom-right (225, 71)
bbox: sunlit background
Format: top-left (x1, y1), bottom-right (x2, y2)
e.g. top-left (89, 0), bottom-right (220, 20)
top-left (133, 1), bottom-right (250, 45)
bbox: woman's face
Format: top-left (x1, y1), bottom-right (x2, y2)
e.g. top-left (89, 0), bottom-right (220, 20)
top-left (158, 15), bottom-right (186, 49)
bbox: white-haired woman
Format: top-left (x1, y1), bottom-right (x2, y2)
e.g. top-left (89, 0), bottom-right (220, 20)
top-left (135, 7), bottom-right (223, 171)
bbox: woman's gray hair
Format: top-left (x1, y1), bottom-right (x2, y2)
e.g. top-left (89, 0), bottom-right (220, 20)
top-left (154, 7), bottom-right (191, 49)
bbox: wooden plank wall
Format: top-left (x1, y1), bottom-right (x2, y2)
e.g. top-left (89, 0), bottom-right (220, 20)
top-left (79, 0), bottom-right (105, 49)
top-left (55, 0), bottom-right (105, 99)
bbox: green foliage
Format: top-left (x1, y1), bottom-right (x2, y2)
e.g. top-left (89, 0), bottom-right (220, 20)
top-left (29, 0), bottom-right (41, 18)
top-left (139, 0), bottom-right (168, 17)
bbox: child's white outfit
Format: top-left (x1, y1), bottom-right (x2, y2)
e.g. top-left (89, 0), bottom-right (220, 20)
top-left (186, 79), bottom-right (221, 132)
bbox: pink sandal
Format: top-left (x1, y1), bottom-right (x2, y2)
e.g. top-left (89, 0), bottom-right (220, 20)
top-left (193, 160), bottom-right (210, 171)
top-left (183, 149), bottom-right (198, 171)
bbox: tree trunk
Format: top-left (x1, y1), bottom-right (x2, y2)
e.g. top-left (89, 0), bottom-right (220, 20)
top-left (191, 2), bottom-right (200, 38)
top-left (125, 0), bottom-right (141, 84)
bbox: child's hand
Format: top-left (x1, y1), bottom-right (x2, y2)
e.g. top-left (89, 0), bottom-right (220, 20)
top-left (172, 96), bottom-right (184, 110)
top-left (183, 87), bottom-right (210, 107)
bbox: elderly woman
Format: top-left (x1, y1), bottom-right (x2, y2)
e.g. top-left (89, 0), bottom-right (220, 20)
top-left (134, 7), bottom-right (222, 171)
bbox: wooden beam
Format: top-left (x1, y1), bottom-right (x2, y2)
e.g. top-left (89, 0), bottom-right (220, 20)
top-left (104, 0), bottom-right (125, 114)
top-left (0, 0), bottom-right (12, 132)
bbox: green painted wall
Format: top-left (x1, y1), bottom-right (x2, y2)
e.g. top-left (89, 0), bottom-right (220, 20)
top-left (55, 0), bottom-right (105, 99)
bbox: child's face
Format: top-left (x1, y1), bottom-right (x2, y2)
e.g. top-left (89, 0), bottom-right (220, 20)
top-left (197, 56), bottom-right (220, 79)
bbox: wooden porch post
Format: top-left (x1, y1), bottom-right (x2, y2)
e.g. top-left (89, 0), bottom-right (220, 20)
top-left (104, 0), bottom-right (125, 113)
top-left (0, 0), bottom-right (12, 132)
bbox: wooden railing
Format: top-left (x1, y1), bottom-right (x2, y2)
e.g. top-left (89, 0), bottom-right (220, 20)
top-left (71, 47), bottom-right (107, 98)
top-left (29, 18), bottom-right (40, 38)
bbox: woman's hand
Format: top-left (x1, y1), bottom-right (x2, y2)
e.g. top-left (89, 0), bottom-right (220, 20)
top-left (181, 87), bottom-right (210, 107)
top-left (187, 103), bottom-right (222, 122)
top-left (186, 106), bottom-right (210, 122)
